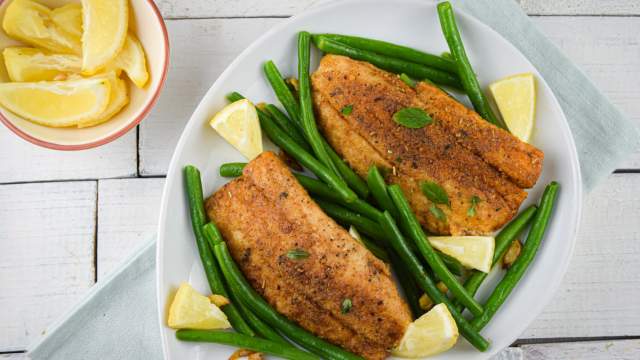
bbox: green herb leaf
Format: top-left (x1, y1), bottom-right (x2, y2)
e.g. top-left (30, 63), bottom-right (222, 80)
top-left (429, 204), bottom-right (447, 222)
top-left (341, 298), bottom-right (352, 314)
top-left (341, 104), bottom-right (353, 116)
top-left (286, 248), bottom-right (309, 260)
top-left (392, 108), bottom-right (433, 129)
top-left (421, 181), bottom-right (449, 205)
top-left (467, 195), bottom-right (481, 217)
top-left (399, 73), bottom-right (416, 88)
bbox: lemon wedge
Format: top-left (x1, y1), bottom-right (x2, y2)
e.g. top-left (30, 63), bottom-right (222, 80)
top-left (392, 303), bottom-right (459, 358)
top-left (109, 33), bottom-right (149, 88)
top-left (51, 3), bottom-right (83, 40)
top-left (210, 99), bottom-right (263, 160)
top-left (78, 73), bottom-right (129, 128)
top-left (2, 0), bottom-right (81, 54)
top-left (0, 77), bottom-right (111, 127)
top-left (81, 0), bottom-right (129, 74)
top-left (489, 73), bottom-right (536, 142)
top-left (167, 283), bottom-right (231, 330)
top-left (3, 47), bottom-right (81, 82)
top-left (428, 236), bottom-right (494, 273)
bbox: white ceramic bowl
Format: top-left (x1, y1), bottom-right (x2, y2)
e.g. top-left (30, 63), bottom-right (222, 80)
top-left (157, 1), bottom-right (583, 359)
top-left (0, 0), bottom-right (169, 150)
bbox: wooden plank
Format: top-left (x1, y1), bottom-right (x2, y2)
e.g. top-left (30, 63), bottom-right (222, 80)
top-left (96, 178), bottom-right (165, 279)
top-left (138, 18), bottom-right (281, 175)
top-left (0, 127), bottom-right (137, 184)
top-left (0, 182), bottom-right (96, 352)
top-left (520, 339), bottom-right (640, 359)
top-left (0, 354), bottom-right (26, 359)
top-left (531, 16), bottom-right (640, 169)
top-left (155, 0), bottom-right (640, 18)
top-left (522, 174), bottom-right (640, 338)
top-left (520, 0), bottom-right (640, 15)
top-left (139, 16), bottom-right (640, 175)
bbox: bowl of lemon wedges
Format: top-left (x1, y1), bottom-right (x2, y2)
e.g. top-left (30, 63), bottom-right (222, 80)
top-left (0, 0), bottom-right (168, 150)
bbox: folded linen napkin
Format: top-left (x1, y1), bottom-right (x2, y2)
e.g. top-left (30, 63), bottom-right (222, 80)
top-left (27, 0), bottom-right (639, 359)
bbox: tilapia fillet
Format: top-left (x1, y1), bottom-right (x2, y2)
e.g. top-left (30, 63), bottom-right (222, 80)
top-left (312, 55), bottom-right (544, 235)
top-left (206, 152), bottom-right (412, 360)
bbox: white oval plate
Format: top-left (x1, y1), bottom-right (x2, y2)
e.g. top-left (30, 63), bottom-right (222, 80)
top-left (156, 1), bottom-right (582, 359)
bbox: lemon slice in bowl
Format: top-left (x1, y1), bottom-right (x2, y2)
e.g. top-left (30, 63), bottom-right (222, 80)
top-left (210, 99), bottom-right (263, 160)
top-left (489, 73), bottom-right (536, 142)
top-left (0, 77), bottom-right (111, 127)
top-left (2, 0), bottom-right (81, 54)
top-left (392, 303), bottom-right (459, 358)
top-left (167, 283), bottom-right (231, 330)
top-left (77, 73), bottom-right (130, 128)
top-left (109, 33), bottom-right (150, 88)
top-left (51, 3), bottom-right (83, 40)
top-left (428, 236), bottom-right (494, 273)
top-left (81, 0), bottom-right (129, 74)
top-left (3, 47), bottom-right (81, 82)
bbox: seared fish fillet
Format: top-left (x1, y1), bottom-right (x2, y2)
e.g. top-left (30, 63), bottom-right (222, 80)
top-left (312, 55), bottom-right (543, 235)
top-left (206, 152), bottom-right (412, 360)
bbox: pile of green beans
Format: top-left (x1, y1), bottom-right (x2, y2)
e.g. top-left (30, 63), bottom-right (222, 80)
top-left (314, 198), bottom-right (386, 243)
top-left (202, 223), bottom-right (288, 344)
top-left (315, 33), bottom-right (457, 73)
top-left (312, 35), bottom-right (462, 89)
top-left (183, 166), bottom-right (254, 336)
top-left (437, 1), bottom-right (506, 129)
top-left (387, 185), bottom-right (484, 317)
top-left (177, 330), bottom-right (319, 360)
top-left (472, 182), bottom-right (560, 330)
top-left (213, 241), bottom-right (364, 360)
top-left (378, 211), bottom-right (489, 351)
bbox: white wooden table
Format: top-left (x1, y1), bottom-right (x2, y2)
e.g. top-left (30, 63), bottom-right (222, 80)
top-left (1, 1), bottom-right (639, 359)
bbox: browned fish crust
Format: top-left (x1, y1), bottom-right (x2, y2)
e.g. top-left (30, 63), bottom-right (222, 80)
top-left (206, 152), bottom-right (412, 360)
top-left (312, 55), bottom-right (543, 235)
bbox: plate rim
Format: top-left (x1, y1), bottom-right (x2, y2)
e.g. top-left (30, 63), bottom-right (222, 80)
top-left (156, 0), bottom-right (583, 358)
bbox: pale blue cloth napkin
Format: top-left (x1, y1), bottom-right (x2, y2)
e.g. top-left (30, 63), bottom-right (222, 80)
top-left (27, 0), bottom-right (639, 359)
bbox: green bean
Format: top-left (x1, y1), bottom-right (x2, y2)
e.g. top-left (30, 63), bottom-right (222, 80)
top-left (314, 33), bottom-right (458, 74)
top-left (455, 206), bottom-right (538, 312)
top-left (314, 198), bottom-right (386, 244)
top-left (263, 104), bottom-right (311, 151)
top-left (299, 31), bottom-right (343, 179)
top-left (389, 251), bottom-right (423, 319)
top-left (183, 166), bottom-right (254, 336)
top-left (263, 61), bottom-right (301, 124)
top-left (355, 233), bottom-right (390, 262)
top-left (312, 36), bottom-right (462, 89)
top-left (219, 162), bottom-right (246, 178)
top-left (471, 182), bottom-right (559, 330)
top-left (226, 92), bottom-right (244, 103)
top-left (366, 166), bottom-right (400, 219)
top-left (231, 91), bottom-right (357, 203)
top-left (378, 211), bottom-right (489, 351)
top-left (176, 330), bottom-right (320, 360)
top-left (324, 143), bottom-right (370, 199)
top-left (399, 73), bottom-right (417, 88)
top-left (387, 184), bottom-right (484, 317)
top-left (437, 2), bottom-right (506, 129)
top-left (294, 174), bottom-right (380, 221)
top-left (438, 251), bottom-right (464, 277)
top-left (213, 242), bottom-right (364, 360)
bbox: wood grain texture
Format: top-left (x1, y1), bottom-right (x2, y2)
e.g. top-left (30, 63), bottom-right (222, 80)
top-left (138, 16), bottom-right (640, 175)
top-left (531, 16), bottom-right (640, 169)
top-left (0, 354), bottom-right (26, 359)
top-left (154, 0), bottom-right (640, 18)
top-left (96, 178), bottom-right (165, 279)
top-left (521, 339), bottom-right (640, 359)
top-left (0, 127), bottom-right (137, 184)
top-left (0, 182), bottom-right (96, 352)
top-left (138, 18), bottom-right (281, 175)
top-left (522, 174), bottom-right (640, 338)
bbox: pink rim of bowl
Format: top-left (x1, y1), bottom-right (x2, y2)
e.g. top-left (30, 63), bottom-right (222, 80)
top-left (0, 0), bottom-right (170, 151)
